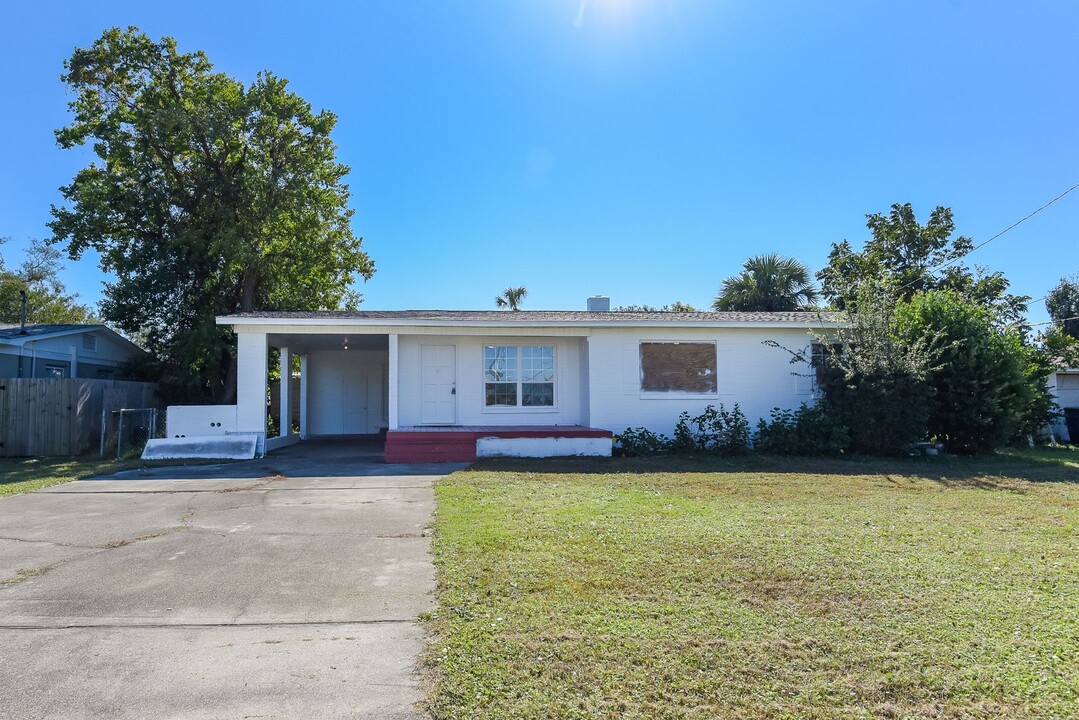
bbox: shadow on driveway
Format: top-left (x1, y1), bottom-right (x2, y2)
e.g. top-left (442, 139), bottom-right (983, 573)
top-left (87, 437), bottom-right (470, 482)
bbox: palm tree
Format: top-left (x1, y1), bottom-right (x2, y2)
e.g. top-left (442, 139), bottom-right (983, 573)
top-left (495, 286), bottom-right (528, 311)
top-left (712, 254), bottom-right (818, 311)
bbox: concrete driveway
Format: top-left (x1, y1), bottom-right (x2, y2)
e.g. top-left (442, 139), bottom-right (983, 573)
top-left (0, 441), bottom-right (464, 720)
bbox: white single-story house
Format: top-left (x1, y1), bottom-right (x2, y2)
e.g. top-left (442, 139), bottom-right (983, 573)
top-left (157, 298), bottom-right (840, 462)
top-left (0, 323), bottom-right (146, 379)
top-left (1048, 368), bottom-right (1079, 443)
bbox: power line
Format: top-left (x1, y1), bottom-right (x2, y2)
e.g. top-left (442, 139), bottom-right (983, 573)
top-left (894, 179), bottom-right (1079, 295)
top-left (1030, 315), bottom-right (1079, 328)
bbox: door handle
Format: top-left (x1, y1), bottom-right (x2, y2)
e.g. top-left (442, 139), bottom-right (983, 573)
top-left (451, 385), bottom-right (456, 395)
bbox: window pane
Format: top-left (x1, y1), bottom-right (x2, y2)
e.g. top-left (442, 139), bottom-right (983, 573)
top-left (522, 382), bottom-right (554, 406)
top-left (485, 382), bottom-right (518, 406)
top-left (521, 345), bottom-right (554, 381)
top-left (640, 343), bottom-right (717, 393)
top-left (484, 346), bottom-right (517, 382)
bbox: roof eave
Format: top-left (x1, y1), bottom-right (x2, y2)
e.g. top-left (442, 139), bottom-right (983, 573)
top-left (216, 315), bottom-right (843, 330)
top-left (0, 326), bottom-right (147, 354)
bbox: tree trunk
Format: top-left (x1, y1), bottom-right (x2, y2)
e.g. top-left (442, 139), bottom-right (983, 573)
top-left (240, 267), bottom-right (259, 312)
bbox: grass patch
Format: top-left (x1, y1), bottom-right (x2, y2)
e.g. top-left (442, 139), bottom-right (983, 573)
top-left (0, 455), bottom-right (223, 497)
top-left (425, 448), bottom-right (1079, 719)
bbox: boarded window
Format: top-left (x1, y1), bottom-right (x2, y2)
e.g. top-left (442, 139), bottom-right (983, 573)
top-left (639, 342), bottom-right (717, 394)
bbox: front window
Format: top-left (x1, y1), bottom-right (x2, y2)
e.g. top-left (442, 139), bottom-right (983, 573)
top-left (44, 364), bottom-right (67, 379)
top-left (484, 345), bottom-right (555, 407)
top-left (639, 342), bottom-right (717, 394)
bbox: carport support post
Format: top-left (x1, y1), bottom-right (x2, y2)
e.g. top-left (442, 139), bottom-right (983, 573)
top-left (388, 333), bottom-right (399, 429)
top-left (236, 331), bottom-right (268, 450)
top-left (278, 346), bottom-right (291, 438)
top-left (299, 354), bottom-right (309, 440)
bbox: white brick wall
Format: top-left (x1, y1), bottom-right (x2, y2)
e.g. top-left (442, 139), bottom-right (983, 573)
top-left (585, 326), bottom-right (815, 435)
top-left (230, 325), bottom-right (822, 439)
top-left (396, 335), bottom-right (586, 426)
top-left (235, 331), bottom-right (268, 437)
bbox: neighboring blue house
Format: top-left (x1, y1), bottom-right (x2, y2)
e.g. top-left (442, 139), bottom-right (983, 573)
top-left (0, 324), bottom-right (146, 379)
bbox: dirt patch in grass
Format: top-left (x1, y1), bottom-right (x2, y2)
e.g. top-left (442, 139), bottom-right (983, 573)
top-left (423, 448), bottom-right (1079, 719)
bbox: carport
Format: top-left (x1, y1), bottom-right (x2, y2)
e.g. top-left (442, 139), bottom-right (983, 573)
top-left (264, 331), bottom-right (389, 445)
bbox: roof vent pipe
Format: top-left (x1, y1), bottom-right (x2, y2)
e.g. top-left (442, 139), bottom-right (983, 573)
top-left (587, 295), bottom-right (610, 312)
top-left (19, 290), bottom-right (27, 334)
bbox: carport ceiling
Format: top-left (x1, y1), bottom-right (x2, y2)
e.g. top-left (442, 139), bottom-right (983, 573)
top-left (267, 333), bottom-right (389, 353)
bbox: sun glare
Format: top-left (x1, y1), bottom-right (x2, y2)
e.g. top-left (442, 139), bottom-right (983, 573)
top-left (575, 0), bottom-right (648, 30)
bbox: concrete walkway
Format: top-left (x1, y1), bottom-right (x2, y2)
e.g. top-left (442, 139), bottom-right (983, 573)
top-left (0, 441), bottom-right (465, 720)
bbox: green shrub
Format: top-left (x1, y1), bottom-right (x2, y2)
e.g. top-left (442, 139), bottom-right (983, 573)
top-left (618, 404), bottom-right (751, 457)
top-left (895, 290), bottom-right (1034, 454)
top-left (670, 404), bottom-right (751, 456)
top-left (672, 412), bottom-right (697, 453)
top-left (615, 427), bottom-right (671, 457)
top-left (754, 403), bottom-right (849, 455)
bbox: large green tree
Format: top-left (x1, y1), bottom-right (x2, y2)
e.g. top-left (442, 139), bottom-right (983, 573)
top-left (50, 27), bottom-right (373, 402)
top-left (1046, 275), bottom-right (1079, 340)
top-left (713, 254), bottom-right (818, 312)
top-left (0, 238), bottom-right (97, 325)
top-left (818, 203), bottom-right (1028, 325)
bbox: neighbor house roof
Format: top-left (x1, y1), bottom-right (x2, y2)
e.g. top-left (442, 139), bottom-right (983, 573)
top-left (0, 323), bottom-right (100, 340)
top-left (0, 323), bottom-right (146, 354)
top-left (218, 309), bottom-right (843, 329)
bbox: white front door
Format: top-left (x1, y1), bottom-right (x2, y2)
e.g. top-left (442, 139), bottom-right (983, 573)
top-left (420, 345), bottom-right (456, 424)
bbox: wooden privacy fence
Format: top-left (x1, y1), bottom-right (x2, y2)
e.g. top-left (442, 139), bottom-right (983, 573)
top-left (0, 378), bottom-right (159, 457)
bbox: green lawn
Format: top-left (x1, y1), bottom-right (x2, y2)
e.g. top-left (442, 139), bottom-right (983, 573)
top-left (425, 448), bottom-right (1079, 719)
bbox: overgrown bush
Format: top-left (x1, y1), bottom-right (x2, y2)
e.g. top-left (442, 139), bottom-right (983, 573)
top-left (803, 297), bottom-right (935, 456)
top-left (680, 403), bottom-right (751, 455)
top-left (614, 427), bottom-right (671, 457)
top-left (894, 290), bottom-right (1034, 454)
top-left (753, 403), bottom-right (848, 455)
top-left (618, 404), bottom-right (751, 457)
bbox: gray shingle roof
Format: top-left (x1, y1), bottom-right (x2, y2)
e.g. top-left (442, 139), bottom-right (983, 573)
top-left (0, 323), bottom-right (106, 340)
top-left (221, 310), bottom-right (841, 324)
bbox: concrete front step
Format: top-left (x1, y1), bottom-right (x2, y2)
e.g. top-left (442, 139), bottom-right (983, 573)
top-left (384, 426), bottom-right (613, 463)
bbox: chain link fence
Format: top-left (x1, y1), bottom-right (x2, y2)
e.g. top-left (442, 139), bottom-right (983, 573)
top-left (100, 408), bottom-right (161, 459)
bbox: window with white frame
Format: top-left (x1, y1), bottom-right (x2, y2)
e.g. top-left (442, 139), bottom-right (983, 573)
top-left (484, 345), bottom-right (555, 407)
top-left (639, 342), bottom-right (717, 394)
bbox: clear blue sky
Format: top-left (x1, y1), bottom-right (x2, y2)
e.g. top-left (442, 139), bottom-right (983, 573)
top-left (2, 1), bottom-right (1077, 324)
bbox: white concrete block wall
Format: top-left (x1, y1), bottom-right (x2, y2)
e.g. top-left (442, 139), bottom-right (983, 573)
top-left (235, 331), bottom-right (268, 441)
top-left (476, 436), bottom-right (612, 458)
top-left (396, 335), bottom-right (585, 427)
top-left (586, 327), bottom-right (816, 436)
top-left (166, 405), bottom-right (238, 437)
